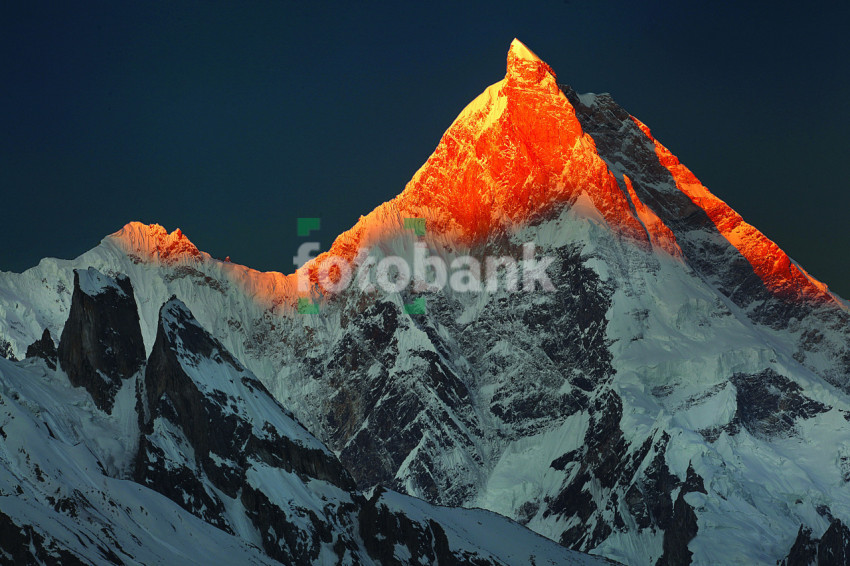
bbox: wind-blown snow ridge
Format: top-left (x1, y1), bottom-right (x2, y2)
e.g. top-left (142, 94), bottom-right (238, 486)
top-left (106, 221), bottom-right (302, 307)
top-left (630, 117), bottom-right (836, 304)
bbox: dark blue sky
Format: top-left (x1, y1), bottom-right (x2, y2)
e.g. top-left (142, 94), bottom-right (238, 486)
top-left (3, 2), bottom-right (849, 297)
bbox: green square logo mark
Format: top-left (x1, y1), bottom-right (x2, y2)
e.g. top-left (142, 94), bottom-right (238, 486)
top-left (404, 297), bottom-right (426, 315)
top-left (297, 297), bottom-right (320, 314)
top-left (297, 217), bottom-right (321, 237)
top-left (404, 217), bottom-right (426, 236)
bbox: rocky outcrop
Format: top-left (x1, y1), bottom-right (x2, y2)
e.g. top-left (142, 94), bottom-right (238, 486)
top-left (817, 520), bottom-right (850, 565)
top-left (781, 520), bottom-right (850, 565)
top-left (135, 297), bottom-right (358, 559)
top-left (0, 510), bottom-right (87, 566)
top-left (359, 487), bottom-right (458, 565)
top-left (0, 338), bottom-right (17, 361)
top-left (782, 525), bottom-right (818, 566)
top-left (657, 466), bottom-right (706, 566)
top-left (57, 268), bottom-right (145, 412)
top-left (25, 329), bottom-right (57, 370)
top-left (730, 369), bottom-right (830, 437)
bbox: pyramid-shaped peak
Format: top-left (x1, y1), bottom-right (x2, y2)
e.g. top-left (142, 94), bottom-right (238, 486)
top-left (509, 38), bottom-right (542, 62)
top-left (506, 38), bottom-right (556, 86)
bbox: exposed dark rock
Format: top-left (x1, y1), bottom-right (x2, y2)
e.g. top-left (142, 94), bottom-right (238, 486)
top-left (57, 268), bottom-right (145, 412)
top-left (639, 438), bottom-right (679, 531)
top-left (241, 484), bottom-right (328, 564)
top-left (26, 328), bottom-right (58, 370)
top-left (648, 462), bottom-right (706, 566)
top-left (731, 369), bottom-right (830, 437)
top-left (163, 265), bottom-right (227, 293)
top-left (359, 486), bottom-right (485, 566)
top-left (656, 489), bottom-right (699, 566)
top-left (0, 338), bottom-right (17, 361)
top-left (781, 520), bottom-right (850, 566)
top-left (318, 240), bottom-right (616, 512)
top-left (816, 520), bottom-right (850, 565)
top-left (546, 391), bottom-right (632, 551)
top-left (0, 509), bottom-right (88, 566)
top-left (683, 463), bottom-right (707, 495)
top-left (134, 406), bottom-right (232, 532)
top-left (136, 297), bottom-right (357, 551)
top-left (781, 525), bottom-right (818, 566)
top-left (326, 299), bottom-right (483, 506)
top-left (547, 398), bottom-right (707, 560)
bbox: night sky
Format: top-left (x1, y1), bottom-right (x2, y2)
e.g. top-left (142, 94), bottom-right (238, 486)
top-left (3, 2), bottom-right (849, 297)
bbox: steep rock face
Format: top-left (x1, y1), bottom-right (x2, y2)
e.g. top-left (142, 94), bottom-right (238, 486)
top-left (302, 237), bottom-right (619, 512)
top-left (0, 339), bottom-right (16, 362)
top-left (25, 329), bottom-right (57, 370)
top-left (136, 298), bottom-right (360, 563)
top-left (0, 509), bottom-right (87, 566)
top-left (57, 268), bottom-right (145, 412)
top-left (729, 369), bottom-right (829, 437)
top-left (0, 289), bottom-right (610, 565)
top-left (322, 297), bottom-right (485, 504)
top-left (781, 520), bottom-right (850, 566)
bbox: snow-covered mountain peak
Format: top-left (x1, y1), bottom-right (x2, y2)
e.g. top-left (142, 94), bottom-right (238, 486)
top-left (315, 40), bottom-right (652, 271)
top-left (107, 221), bottom-right (204, 265)
top-left (509, 37), bottom-right (543, 63)
top-left (3, 39), bottom-right (850, 565)
top-left (506, 37), bottom-right (558, 89)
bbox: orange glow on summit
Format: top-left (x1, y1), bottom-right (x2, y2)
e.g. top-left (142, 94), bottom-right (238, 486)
top-left (310, 38), bottom-right (656, 276)
top-left (111, 223), bottom-right (202, 264)
top-left (110, 39), bottom-right (839, 309)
